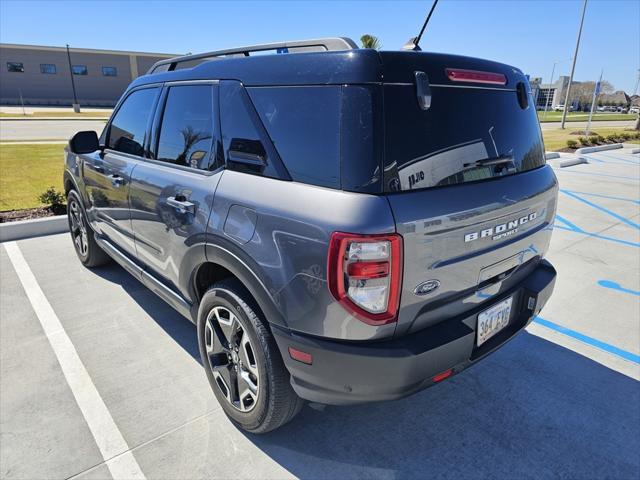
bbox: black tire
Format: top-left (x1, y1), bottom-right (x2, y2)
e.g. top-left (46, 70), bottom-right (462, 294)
top-left (67, 190), bottom-right (111, 267)
top-left (197, 278), bottom-right (304, 433)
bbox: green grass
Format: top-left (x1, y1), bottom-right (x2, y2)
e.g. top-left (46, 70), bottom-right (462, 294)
top-left (542, 127), bottom-right (640, 151)
top-left (0, 111), bottom-right (111, 118)
top-left (537, 111), bottom-right (635, 123)
top-left (0, 144), bottom-right (65, 210)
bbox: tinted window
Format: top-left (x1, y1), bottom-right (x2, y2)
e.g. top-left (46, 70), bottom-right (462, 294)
top-left (40, 64), bottom-right (56, 74)
top-left (7, 62), bottom-right (23, 72)
top-left (383, 85), bottom-right (545, 192)
top-left (156, 85), bottom-right (217, 170)
top-left (108, 88), bottom-right (159, 156)
top-left (248, 86), bottom-right (341, 188)
top-left (220, 81), bottom-right (287, 180)
top-left (102, 66), bottom-right (117, 76)
top-left (72, 65), bottom-right (87, 75)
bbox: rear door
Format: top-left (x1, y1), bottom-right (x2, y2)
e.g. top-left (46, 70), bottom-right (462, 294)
top-left (129, 82), bottom-right (223, 298)
top-left (84, 86), bottom-right (160, 257)
top-left (379, 52), bottom-right (558, 336)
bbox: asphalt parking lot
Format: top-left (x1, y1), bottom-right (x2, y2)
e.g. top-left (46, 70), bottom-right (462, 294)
top-left (1, 147), bottom-right (639, 479)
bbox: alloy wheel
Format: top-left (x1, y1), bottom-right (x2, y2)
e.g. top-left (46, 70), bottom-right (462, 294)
top-left (69, 198), bottom-right (89, 258)
top-left (204, 306), bottom-right (260, 412)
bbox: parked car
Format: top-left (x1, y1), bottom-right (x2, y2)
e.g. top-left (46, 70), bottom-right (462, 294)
top-left (630, 106), bottom-right (640, 114)
top-left (64, 37), bottom-right (558, 433)
top-left (554, 104), bottom-right (574, 112)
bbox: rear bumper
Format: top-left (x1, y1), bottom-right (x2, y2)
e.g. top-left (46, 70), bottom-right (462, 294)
top-left (272, 259), bottom-right (556, 405)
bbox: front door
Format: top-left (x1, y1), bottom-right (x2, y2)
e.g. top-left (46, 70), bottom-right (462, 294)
top-left (84, 86), bottom-right (160, 257)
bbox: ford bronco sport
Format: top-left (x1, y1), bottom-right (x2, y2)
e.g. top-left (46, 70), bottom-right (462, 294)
top-left (64, 37), bottom-right (557, 433)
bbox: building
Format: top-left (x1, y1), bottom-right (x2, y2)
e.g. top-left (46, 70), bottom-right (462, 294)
top-left (532, 75), bottom-right (571, 110)
top-left (0, 43), bottom-right (176, 106)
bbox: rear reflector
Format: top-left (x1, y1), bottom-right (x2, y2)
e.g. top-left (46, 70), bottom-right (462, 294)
top-left (432, 369), bottom-right (453, 383)
top-left (446, 68), bottom-right (507, 86)
top-left (288, 347), bottom-right (313, 365)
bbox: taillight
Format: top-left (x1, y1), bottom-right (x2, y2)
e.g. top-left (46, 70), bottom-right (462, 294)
top-left (327, 232), bottom-right (403, 325)
top-left (446, 68), bottom-right (507, 86)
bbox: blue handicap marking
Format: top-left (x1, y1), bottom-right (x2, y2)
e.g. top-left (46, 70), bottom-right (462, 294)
top-left (597, 280), bottom-right (640, 297)
top-left (533, 316), bottom-right (640, 365)
top-left (560, 190), bottom-right (640, 230)
top-left (554, 214), bottom-right (583, 232)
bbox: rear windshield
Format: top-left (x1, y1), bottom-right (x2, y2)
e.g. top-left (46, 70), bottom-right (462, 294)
top-left (383, 85), bottom-right (545, 192)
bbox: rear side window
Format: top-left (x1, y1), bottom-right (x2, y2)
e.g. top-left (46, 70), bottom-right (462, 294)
top-left (108, 88), bottom-right (159, 156)
top-left (383, 85), bottom-right (545, 192)
top-left (248, 86), bottom-right (341, 189)
top-left (220, 81), bottom-right (289, 180)
top-left (156, 85), bottom-right (217, 170)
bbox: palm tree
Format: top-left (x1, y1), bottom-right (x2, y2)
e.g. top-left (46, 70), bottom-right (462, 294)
top-left (360, 34), bottom-right (381, 50)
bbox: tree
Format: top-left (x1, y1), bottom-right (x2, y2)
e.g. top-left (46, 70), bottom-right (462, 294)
top-left (569, 80), bottom-right (614, 109)
top-left (360, 34), bottom-right (381, 50)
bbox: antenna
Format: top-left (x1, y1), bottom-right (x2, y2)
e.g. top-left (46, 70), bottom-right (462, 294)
top-left (402, 0), bottom-right (440, 51)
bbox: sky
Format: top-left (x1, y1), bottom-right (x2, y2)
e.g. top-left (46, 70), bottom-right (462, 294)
top-left (1, 0), bottom-right (638, 93)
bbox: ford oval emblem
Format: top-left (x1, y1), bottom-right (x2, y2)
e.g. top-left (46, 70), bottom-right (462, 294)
top-left (414, 280), bottom-right (440, 296)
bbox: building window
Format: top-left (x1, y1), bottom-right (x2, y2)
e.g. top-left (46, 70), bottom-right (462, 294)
top-left (72, 65), bottom-right (88, 75)
top-left (40, 64), bottom-right (57, 74)
top-left (6, 62), bottom-right (24, 73)
top-left (102, 66), bottom-right (117, 77)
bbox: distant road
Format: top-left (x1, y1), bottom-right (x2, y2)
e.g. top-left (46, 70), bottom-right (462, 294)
top-left (0, 118), bottom-right (635, 142)
top-left (0, 120), bottom-right (106, 141)
top-left (539, 120), bottom-right (635, 130)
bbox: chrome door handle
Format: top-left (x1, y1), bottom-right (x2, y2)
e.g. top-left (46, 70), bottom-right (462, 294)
top-left (166, 196), bottom-right (195, 214)
top-left (107, 174), bottom-right (124, 187)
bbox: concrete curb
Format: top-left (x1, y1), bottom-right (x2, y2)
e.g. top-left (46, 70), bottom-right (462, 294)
top-left (0, 215), bottom-right (68, 242)
top-left (545, 152), bottom-right (561, 160)
top-left (560, 158), bottom-right (588, 168)
top-left (630, 148), bottom-right (640, 154)
top-left (575, 143), bottom-right (623, 154)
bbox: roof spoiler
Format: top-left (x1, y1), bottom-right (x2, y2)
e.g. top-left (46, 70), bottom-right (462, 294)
top-left (147, 37), bottom-right (358, 74)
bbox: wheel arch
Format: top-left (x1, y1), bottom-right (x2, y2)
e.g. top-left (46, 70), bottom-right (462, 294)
top-left (191, 242), bottom-right (287, 329)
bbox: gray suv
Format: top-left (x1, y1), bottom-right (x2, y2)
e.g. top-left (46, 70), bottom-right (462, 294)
top-left (64, 38), bottom-right (558, 433)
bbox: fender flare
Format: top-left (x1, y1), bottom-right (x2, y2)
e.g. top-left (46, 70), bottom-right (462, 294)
top-left (202, 241), bottom-right (288, 329)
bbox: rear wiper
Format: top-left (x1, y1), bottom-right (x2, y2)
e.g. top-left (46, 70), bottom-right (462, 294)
top-left (463, 155), bottom-right (514, 168)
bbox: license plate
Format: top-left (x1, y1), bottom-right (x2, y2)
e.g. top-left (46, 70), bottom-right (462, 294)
top-left (476, 296), bottom-right (513, 347)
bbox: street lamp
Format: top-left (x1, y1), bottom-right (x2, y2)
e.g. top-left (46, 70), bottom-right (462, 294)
top-left (542, 57), bottom-right (571, 120)
top-left (561, 0), bottom-right (588, 129)
top-left (66, 44), bottom-right (81, 113)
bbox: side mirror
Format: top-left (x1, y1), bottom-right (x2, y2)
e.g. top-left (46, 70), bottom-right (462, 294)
top-left (69, 130), bottom-right (100, 154)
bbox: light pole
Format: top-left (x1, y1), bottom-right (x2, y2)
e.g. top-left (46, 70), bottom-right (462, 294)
top-left (561, 0), bottom-right (588, 129)
top-left (542, 62), bottom-right (557, 121)
top-left (585, 69), bottom-right (603, 136)
top-left (542, 57), bottom-right (571, 120)
top-left (66, 44), bottom-right (80, 113)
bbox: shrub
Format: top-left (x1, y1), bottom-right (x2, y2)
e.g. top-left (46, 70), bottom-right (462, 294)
top-left (566, 139), bottom-right (578, 149)
top-left (596, 135), bottom-right (605, 144)
top-left (577, 136), bottom-right (589, 146)
top-left (588, 135), bottom-right (599, 145)
top-left (606, 134), bottom-right (618, 143)
top-left (621, 132), bottom-right (632, 140)
top-left (38, 186), bottom-right (65, 214)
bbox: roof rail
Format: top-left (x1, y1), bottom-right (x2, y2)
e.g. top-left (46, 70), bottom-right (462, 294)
top-left (147, 37), bottom-right (358, 74)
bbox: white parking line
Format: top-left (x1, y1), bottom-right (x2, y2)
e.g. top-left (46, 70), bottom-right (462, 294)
top-left (3, 241), bottom-right (146, 480)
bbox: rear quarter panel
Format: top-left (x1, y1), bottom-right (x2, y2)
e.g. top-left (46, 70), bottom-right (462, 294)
top-left (208, 170), bottom-right (397, 341)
